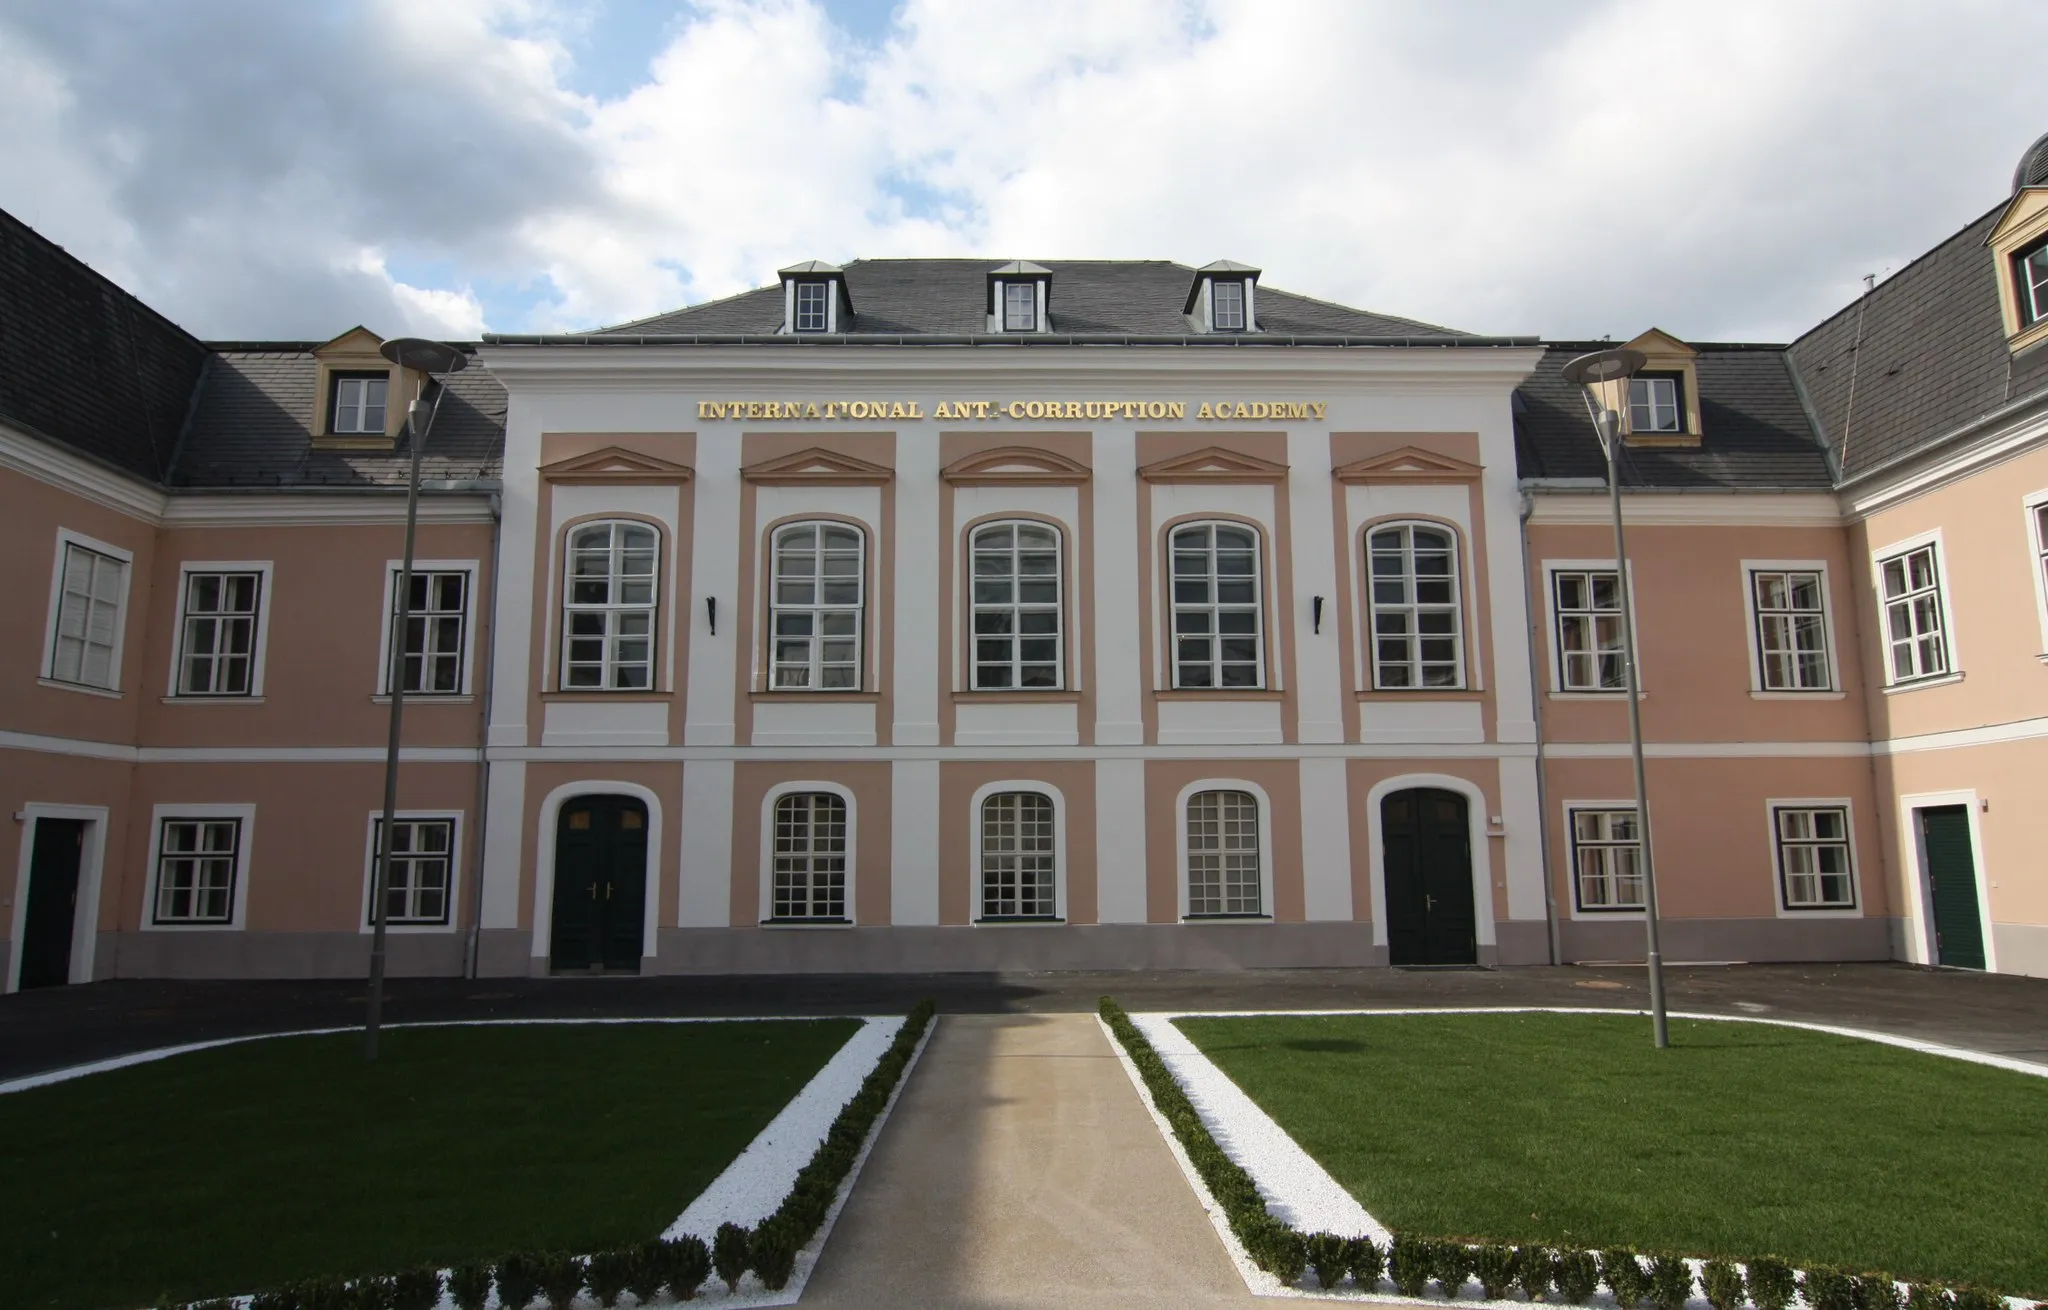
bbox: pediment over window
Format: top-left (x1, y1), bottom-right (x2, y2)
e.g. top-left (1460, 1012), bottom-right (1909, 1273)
top-left (1137, 446), bottom-right (1288, 484)
top-left (941, 446), bottom-right (1091, 486)
top-left (1332, 445), bottom-right (1483, 485)
top-left (539, 446), bottom-right (694, 485)
top-left (741, 446), bottom-right (894, 485)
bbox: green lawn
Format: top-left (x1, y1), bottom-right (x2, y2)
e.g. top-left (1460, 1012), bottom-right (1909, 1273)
top-left (1176, 1012), bottom-right (2048, 1296)
top-left (0, 1018), bottom-right (860, 1310)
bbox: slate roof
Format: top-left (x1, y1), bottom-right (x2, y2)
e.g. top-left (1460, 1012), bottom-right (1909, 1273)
top-left (1787, 203), bottom-right (2048, 482)
top-left (169, 347), bottom-right (506, 489)
top-left (0, 209), bottom-right (212, 480)
top-left (1514, 343), bottom-right (1834, 491)
top-left (581, 259), bottom-right (1471, 340)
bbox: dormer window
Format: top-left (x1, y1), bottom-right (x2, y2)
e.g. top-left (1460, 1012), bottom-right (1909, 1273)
top-left (987, 261), bottom-right (1051, 333)
top-left (1628, 374), bottom-right (1684, 434)
top-left (795, 282), bottom-right (830, 332)
top-left (1004, 282), bottom-right (1037, 331)
top-left (1212, 280), bottom-right (1246, 331)
top-left (332, 374), bottom-right (389, 435)
top-left (2016, 238), bottom-right (2048, 327)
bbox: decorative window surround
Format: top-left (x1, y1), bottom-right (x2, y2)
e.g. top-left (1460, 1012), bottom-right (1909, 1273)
top-left (1565, 802), bottom-right (1645, 916)
top-left (1176, 779), bottom-right (1273, 921)
top-left (973, 782), bottom-right (1065, 922)
top-left (167, 561), bottom-right (273, 699)
top-left (42, 528), bottom-right (132, 694)
top-left (376, 560), bottom-right (479, 697)
top-left (1742, 559), bottom-right (1839, 694)
top-left (1366, 522), bottom-right (1464, 689)
top-left (760, 783), bottom-right (856, 925)
top-left (1871, 531), bottom-right (1957, 688)
top-left (142, 803), bottom-right (255, 930)
top-left (360, 811), bottom-right (462, 930)
top-left (970, 521), bottom-right (1063, 690)
top-left (1770, 799), bottom-right (1861, 917)
top-left (2025, 489), bottom-right (2048, 655)
top-left (1541, 559), bottom-right (1639, 696)
top-left (770, 521), bottom-right (867, 691)
top-left (1169, 521), bottom-right (1265, 690)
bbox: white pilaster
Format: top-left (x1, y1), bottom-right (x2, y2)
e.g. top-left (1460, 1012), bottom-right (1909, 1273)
top-left (1287, 429), bottom-right (1345, 743)
top-left (891, 759), bottom-right (941, 925)
top-left (1298, 757), bottom-right (1354, 920)
top-left (678, 759), bottom-right (735, 927)
top-left (487, 398), bottom-right (541, 747)
top-left (1499, 755), bottom-right (1546, 923)
top-left (1092, 429), bottom-right (1144, 744)
top-left (1094, 758), bottom-right (1149, 922)
top-left (684, 430), bottom-right (742, 745)
top-left (893, 430), bottom-right (941, 745)
top-left (480, 760), bottom-right (527, 928)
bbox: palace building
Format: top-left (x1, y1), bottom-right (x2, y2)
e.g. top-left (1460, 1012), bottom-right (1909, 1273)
top-left (7, 136), bottom-right (2048, 988)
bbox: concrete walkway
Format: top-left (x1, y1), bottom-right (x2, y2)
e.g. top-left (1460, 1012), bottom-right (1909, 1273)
top-left (803, 1012), bottom-right (1254, 1309)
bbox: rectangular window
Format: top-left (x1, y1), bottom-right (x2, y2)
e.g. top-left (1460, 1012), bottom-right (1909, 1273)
top-left (1186, 789), bottom-right (1262, 916)
top-left (1628, 375), bottom-right (1683, 433)
top-left (1211, 279), bottom-right (1245, 331)
top-left (980, 792), bottom-right (1056, 919)
top-left (1569, 808), bottom-right (1643, 912)
top-left (389, 569), bottom-right (468, 694)
top-left (771, 792), bottom-right (848, 921)
top-left (48, 541), bottom-right (127, 689)
top-left (1774, 805), bottom-right (1856, 910)
top-left (1003, 281), bottom-right (1037, 331)
top-left (1368, 523), bottom-right (1463, 688)
top-left (153, 817), bottom-right (241, 924)
top-left (771, 522), bottom-right (864, 690)
top-left (332, 374), bottom-right (389, 434)
top-left (794, 281), bottom-right (829, 332)
top-left (1750, 569), bottom-right (1832, 691)
top-left (2017, 241), bottom-right (2048, 327)
top-left (177, 570), bottom-right (263, 696)
top-left (1552, 568), bottom-right (1626, 691)
top-left (562, 523), bottom-right (658, 690)
top-left (971, 521), bottom-right (1062, 689)
top-left (1878, 543), bottom-right (1949, 682)
top-left (368, 817), bottom-right (454, 925)
top-left (1171, 522), bottom-right (1264, 689)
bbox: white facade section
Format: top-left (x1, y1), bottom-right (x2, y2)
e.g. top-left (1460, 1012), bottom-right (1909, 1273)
top-left (1286, 429), bottom-right (1346, 742)
top-left (1297, 757), bottom-right (1353, 921)
top-left (891, 759), bottom-right (941, 925)
top-left (678, 759), bottom-right (735, 928)
top-left (541, 700), bottom-right (669, 747)
top-left (685, 430), bottom-right (742, 745)
top-left (955, 700), bottom-right (1080, 745)
top-left (893, 434), bottom-right (941, 744)
top-left (1092, 429), bottom-right (1145, 744)
top-left (1357, 699), bottom-right (1485, 744)
top-left (1094, 758), bottom-right (1149, 923)
top-left (1157, 698), bottom-right (1284, 745)
top-left (752, 700), bottom-right (877, 746)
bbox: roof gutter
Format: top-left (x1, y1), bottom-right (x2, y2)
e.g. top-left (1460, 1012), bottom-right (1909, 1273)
top-left (480, 331), bottom-right (1541, 349)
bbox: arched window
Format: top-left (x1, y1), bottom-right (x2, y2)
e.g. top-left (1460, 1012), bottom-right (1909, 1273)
top-left (770, 792), bottom-right (847, 921)
top-left (1367, 523), bottom-right (1463, 689)
top-left (971, 521), bottom-right (1062, 689)
top-left (562, 521), bottom-right (658, 689)
top-left (1170, 522), bottom-right (1262, 688)
top-left (771, 522), bottom-right (864, 690)
top-left (1186, 788), bottom-right (1262, 916)
top-left (980, 791), bottom-right (1056, 919)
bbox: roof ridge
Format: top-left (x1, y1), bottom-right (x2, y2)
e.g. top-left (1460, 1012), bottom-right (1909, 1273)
top-left (1257, 281), bottom-right (1467, 336)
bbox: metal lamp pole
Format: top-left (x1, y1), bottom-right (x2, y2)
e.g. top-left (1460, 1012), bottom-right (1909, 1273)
top-left (1562, 348), bottom-right (1669, 1049)
top-left (366, 338), bottom-right (468, 1061)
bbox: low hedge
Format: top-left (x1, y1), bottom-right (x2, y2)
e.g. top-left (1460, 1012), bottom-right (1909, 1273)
top-left (1095, 996), bottom-right (2032, 1310)
top-left (158, 1003), bottom-right (936, 1310)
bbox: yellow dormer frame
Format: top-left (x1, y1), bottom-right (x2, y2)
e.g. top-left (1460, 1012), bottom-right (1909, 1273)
top-left (309, 327), bottom-right (420, 449)
top-left (1582, 328), bottom-right (1705, 448)
top-left (1987, 188), bottom-right (2048, 354)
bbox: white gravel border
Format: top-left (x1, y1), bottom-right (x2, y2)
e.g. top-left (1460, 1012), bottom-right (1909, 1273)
top-left (1109, 1006), bottom-right (2048, 1305)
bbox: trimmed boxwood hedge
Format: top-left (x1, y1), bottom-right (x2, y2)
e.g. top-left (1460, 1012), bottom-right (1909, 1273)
top-left (159, 1002), bottom-right (935, 1310)
top-left (1094, 996), bottom-right (2032, 1309)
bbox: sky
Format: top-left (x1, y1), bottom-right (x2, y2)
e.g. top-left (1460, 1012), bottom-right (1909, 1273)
top-left (3, 0), bottom-right (2046, 344)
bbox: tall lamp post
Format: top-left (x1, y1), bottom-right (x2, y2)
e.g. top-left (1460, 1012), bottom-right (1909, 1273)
top-left (1560, 348), bottom-right (1669, 1049)
top-left (365, 337), bottom-right (469, 1061)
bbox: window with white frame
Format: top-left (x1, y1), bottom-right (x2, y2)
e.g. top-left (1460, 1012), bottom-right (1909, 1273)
top-left (153, 817), bottom-right (241, 924)
top-left (1171, 522), bottom-right (1263, 689)
top-left (1877, 543), bottom-right (1949, 683)
top-left (48, 540), bottom-right (127, 689)
top-left (562, 522), bottom-right (657, 690)
top-left (2016, 239), bottom-right (2048, 328)
top-left (1368, 523), bottom-right (1463, 688)
top-left (1569, 807), bottom-right (1644, 912)
top-left (1750, 569), bottom-right (1833, 691)
top-left (1211, 279), bottom-right (1246, 331)
top-left (2033, 503), bottom-right (2048, 630)
top-left (1186, 789), bottom-right (1262, 916)
top-left (176, 571), bottom-right (263, 696)
top-left (331, 373), bottom-right (389, 434)
top-left (1552, 569), bottom-right (1626, 691)
top-left (1628, 375), bottom-right (1683, 433)
top-left (1003, 282), bottom-right (1037, 331)
top-left (971, 522), bottom-right (1061, 689)
top-left (770, 792), bottom-right (848, 921)
top-left (388, 570), bottom-right (468, 695)
top-left (1773, 805), bottom-right (1856, 910)
top-left (771, 522), bottom-right (864, 690)
top-left (980, 792), bottom-right (1056, 919)
top-left (367, 816), bottom-right (454, 925)
top-left (794, 281), bottom-right (829, 332)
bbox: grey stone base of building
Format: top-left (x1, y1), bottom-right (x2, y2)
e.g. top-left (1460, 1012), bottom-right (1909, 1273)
top-left (1991, 921), bottom-right (2048, 977)
top-left (1557, 915), bottom-right (1898, 965)
top-left (102, 930), bottom-right (467, 979)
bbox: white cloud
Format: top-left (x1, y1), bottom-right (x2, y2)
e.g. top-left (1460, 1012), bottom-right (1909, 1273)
top-left (4, 0), bottom-right (2046, 342)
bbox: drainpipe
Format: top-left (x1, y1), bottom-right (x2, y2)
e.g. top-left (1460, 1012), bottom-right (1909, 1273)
top-left (464, 490), bottom-right (503, 979)
top-left (1519, 489), bottom-right (1562, 966)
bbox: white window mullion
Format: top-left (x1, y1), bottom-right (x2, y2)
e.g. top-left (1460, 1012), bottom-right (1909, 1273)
top-left (1878, 544), bottom-right (1949, 683)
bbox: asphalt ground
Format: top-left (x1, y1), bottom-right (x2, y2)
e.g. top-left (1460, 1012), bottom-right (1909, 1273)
top-left (4, 961), bottom-right (2045, 1081)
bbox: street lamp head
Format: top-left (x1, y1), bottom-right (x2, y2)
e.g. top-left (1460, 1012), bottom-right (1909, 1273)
top-left (1559, 347), bottom-right (1646, 387)
top-left (1592, 407), bottom-right (1622, 451)
top-left (378, 337), bottom-right (469, 375)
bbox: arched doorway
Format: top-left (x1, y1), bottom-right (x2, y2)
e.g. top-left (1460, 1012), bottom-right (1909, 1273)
top-left (1381, 787), bottom-right (1477, 966)
top-left (549, 795), bottom-right (648, 973)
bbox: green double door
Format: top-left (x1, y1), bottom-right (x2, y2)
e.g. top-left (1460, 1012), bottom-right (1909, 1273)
top-left (1920, 806), bottom-right (1985, 970)
top-left (1382, 788), bottom-right (1478, 966)
top-left (549, 796), bottom-right (649, 974)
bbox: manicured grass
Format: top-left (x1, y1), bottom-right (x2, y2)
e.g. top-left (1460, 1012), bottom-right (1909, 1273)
top-left (0, 1018), bottom-right (860, 1310)
top-left (1176, 1012), bottom-right (2048, 1296)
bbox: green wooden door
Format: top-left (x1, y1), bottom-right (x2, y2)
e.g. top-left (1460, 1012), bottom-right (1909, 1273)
top-left (20, 819), bottom-right (84, 989)
top-left (548, 797), bottom-right (649, 973)
top-left (1383, 788), bottom-right (1478, 966)
top-left (1921, 805), bottom-right (1985, 970)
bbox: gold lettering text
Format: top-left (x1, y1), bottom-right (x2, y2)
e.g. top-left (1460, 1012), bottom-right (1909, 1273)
top-left (1311, 402), bottom-right (1326, 420)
